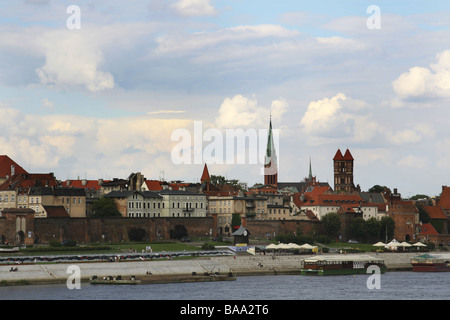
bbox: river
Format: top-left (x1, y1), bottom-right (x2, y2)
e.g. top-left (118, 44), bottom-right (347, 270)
top-left (0, 272), bottom-right (448, 300)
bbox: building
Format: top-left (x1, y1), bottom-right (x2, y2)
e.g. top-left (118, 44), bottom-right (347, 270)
top-left (27, 187), bottom-right (87, 218)
top-left (157, 189), bottom-right (207, 218)
top-left (105, 190), bottom-right (163, 218)
top-left (293, 186), bottom-right (378, 221)
top-left (264, 118), bottom-right (278, 187)
top-left (0, 172), bottom-right (59, 211)
top-left (0, 155), bottom-right (28, 185)
top-left (333, 148), bottom-right (357, 193)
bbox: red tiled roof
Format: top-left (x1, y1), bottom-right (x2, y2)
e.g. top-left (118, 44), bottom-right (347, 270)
top-left (333, 149), bottom-right (344, 160)
top-left (437, 186), bottom-right (450, 209)
top-left (423, 206), bottom-right (447, 220)
top-left (43, 205), bottom-right (69, 218)
top-left (63, 179), bottom-right (110, 190)
top-left (0, 155), bottom-right (27, 177)
top-left (201, 164), bottom-right (210, 183)
top-left (343, 149), bottom-right (354, 160)
top-left (418, 223), bottom-right (439, 236)
top-left (0, 173), bottom-right (58, 190)
top-left (144, 180), bottom-right (163, 191)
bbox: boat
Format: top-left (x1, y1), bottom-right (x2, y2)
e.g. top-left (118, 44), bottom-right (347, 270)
top-left (410, 254), bottom-right (450, 272)
top-left (0, 247), bottom-right (20, 253)
top-left (90, 272), bottom-right (236, 285)
top-left (300, 254), bottom-right (387, 276)
top-left (90, 275), bottom-right (140, 285)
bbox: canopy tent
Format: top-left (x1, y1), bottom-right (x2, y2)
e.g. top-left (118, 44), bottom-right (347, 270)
top-left (385, 239), bottom-right (400, 250)
top-left (299, 243), bottom-right (317, 250)
top-left (265, 244), bottom-right (279, 250)
top-left (372, 241), bottom-right (386, 247)
top-left (400, 242), bottom-right (412, 247)
top-left (287, 243), bottom-right (302, 249)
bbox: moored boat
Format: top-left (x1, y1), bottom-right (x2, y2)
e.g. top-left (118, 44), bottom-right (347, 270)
top-left (410, 254), bottom-right (450, 272)
top-left (300, 255), bottom-right (387, 276)
top-left (90, 275), bottom-right (140, 285)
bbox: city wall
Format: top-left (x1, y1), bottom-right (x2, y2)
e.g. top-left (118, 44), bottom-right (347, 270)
top-left (0, 214), bottom-right (322, 245)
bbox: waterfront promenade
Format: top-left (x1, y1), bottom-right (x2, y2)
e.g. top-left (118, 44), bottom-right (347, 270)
top-left (0, 252), bottom-right (419, 286)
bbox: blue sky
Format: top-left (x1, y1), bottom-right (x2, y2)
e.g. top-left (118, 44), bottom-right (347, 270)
top-left (1, 0), bottom-right (450, 197)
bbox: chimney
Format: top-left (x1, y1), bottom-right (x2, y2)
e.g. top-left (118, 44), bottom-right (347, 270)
top-left (10, 165), bottom-right (15, 176)
top-left (98, 179), bottom-right (103, 186)
top-left (82, 179), bottom-right (87, 186)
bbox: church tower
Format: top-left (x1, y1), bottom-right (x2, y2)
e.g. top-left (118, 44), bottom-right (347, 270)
top-left (264, 118), bottom-right (278, 187)
top-left (333, 148), bottom-right (355, 193)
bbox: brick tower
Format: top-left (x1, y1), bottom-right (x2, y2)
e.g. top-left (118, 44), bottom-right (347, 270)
top-left (264, 118), bottom-right (278, 187)
top-left (333, 148), bottom-right (355, 193)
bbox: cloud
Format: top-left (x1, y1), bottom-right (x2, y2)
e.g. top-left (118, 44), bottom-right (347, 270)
top-left (171, 0), bottom-right (216, 16)
top-left (300, 93), bottom-right (380, 144)
top-left (215, 95), bottom-right (287, 129)
top-left (35, 30), bottom-right (115, 92)
top-left (392, 50), bottom-right (450, 100)
top-left (397, 155), bottom-right (428, 169)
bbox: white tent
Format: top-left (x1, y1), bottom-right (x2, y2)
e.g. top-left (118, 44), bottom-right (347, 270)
top-left (373, 241), bottom-right (386, 247)
top-left (412, 242), bottom-right (427, 247)
top-left (385, 239), bottom-right (400, 250)
top-left (400, 242), bottom-right (412, 247)
top-left (265, 244), bottom-right (279, 250)
top-left (287, 243), bottom-right (302, 249)
top-left (277, 243), bottom-right (291, 249)
top-left (299, 243), bottom-right (316, 250)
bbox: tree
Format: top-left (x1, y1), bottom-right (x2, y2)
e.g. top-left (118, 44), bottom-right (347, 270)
top-left (350, 217), bottom-right (366, 242)
top-left (368, 185), bottom-right (390, 193)
top-left (321, 212), bottom-right (341, 239)
top-left (417, 204), bottom-right (430, 223)
top-left (365, 217), bottom-right (381, 243)
top-left (92, 197), bottom-right (121, 217)
top-left (380, 216), bottom-right (395, 242)
top-left (231, 213), bottom-right (241, 230)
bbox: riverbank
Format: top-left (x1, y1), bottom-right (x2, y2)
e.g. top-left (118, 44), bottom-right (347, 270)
top-left (0, 252), bottom-right (419, 286)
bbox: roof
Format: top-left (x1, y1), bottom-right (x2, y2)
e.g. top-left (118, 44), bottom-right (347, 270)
top-left (0, 155), bottom-right (27, 178)
top-left (28, 187), bottom-right (86, 197)
top-left (0, 173), bottom-right (59, 190)
top-left (43, 205), bottom-right (69, 218)
top-left (157, 189), bottom-right (205, 196)
top-left (418, 223), bottom-right (439, 236)
top-left (63, 179), bottom-right (110, 191)
top-left (232, 226), bottom-right (250, 236)
top-left (438, 186), bottom-right (450, 209)
top-left (333, 148), bottom-right (353, 161)
top-left (201, 164), bottom-right (210, 183)
top-left (105, 190), bottom-right (162, 199)
top-left (423, 206), bottom-right (447, 220)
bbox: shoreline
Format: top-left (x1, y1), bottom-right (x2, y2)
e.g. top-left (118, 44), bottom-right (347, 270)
top-left (0, 252), bottom-right (419, 286)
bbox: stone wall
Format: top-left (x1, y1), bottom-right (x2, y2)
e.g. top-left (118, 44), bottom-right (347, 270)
top-left (245, 219), bottom-right (324, 238)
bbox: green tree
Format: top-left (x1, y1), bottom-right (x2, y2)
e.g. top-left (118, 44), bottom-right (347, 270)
top-left (231, 213), bottom-right (241, 230)
top-left (416, 204), bottom-right (430, 223)
top-left (365, 217), bottom-right (381, 243)
top-left (321, 212), bottom-right (341, 239)
top-left (380, 216), bottom-right (395, 242)
top-left (350, 217), bottom-right (366, 242)
top-left (92, 197), bottom-right (121, 217)
top-left (368, 185), bottom-right (390, 193)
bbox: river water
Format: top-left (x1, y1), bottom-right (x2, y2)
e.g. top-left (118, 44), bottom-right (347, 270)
top-left (0, 272), bottom-right (448, 300)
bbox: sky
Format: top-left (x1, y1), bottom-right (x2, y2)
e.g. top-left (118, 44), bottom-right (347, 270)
top-left (1, 0), bottom-right (450, 198)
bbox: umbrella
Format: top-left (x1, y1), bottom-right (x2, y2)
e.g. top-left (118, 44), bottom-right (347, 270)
top-left (412, 242), bottom-right (427, 247)
top-left (265, 244), bottom-right (279, 250)
top-left (400, 242), bottom-right (412, 247)
top-left (373, 241), bottom-right (386, 247)
top-left (277, 243), bottom-right (291, 249)
top-left (287, 243), bottom-right (302, 249)
top-left (299, 243), bottom-right (316, 250)
top-left (385, 239), bottom-right (400, 250)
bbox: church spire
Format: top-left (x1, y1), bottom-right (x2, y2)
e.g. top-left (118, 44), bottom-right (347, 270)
top-left (264, 117), bottom-right (278, 186)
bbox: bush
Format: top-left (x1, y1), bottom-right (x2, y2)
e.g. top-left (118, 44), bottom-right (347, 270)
top-left (201, 242), bottom-right (216, 250)
top-left (49, 239), bottom-right (62, 247)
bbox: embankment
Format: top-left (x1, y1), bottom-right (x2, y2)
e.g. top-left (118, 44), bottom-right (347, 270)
top-left (0, 252), bottom-right (418, 286)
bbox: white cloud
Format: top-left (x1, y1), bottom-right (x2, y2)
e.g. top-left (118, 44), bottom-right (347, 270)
top-left (392, 50), bottom-right (450, 100)
top-left (300, 93), bottom-right (380, 144)
top-left (215, 95), bottom-right (287, 129)
top-left (397, 155), bottom-right (428, 169)
top-left (171, 0), bottom-right (216, 16)
top-left (35, 30), bottom-right (114, 92)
